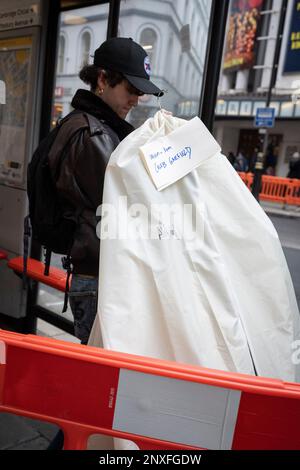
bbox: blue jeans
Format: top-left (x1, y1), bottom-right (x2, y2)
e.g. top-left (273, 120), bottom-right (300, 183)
top-left (68, 274), bottom-right (98, 345)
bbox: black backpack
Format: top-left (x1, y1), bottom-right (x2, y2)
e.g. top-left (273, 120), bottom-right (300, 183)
top-left (24, 110), bottom-right (88, 311)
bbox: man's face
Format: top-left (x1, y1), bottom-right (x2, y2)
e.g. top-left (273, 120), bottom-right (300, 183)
top-left (100, 77), bottom-right (144, 119)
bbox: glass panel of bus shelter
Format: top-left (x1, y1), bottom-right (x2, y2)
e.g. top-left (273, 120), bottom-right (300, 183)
top-left (37, 2), bottom-right (109, 319)
top-left (0, 36), bottom-right (33, 187)
top-left (51, 2), bottom-right (109, 126)
top-left (119, 0), bottom-right (213, 128)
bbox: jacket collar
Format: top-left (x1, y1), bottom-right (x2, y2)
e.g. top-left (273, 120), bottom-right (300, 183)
top-left (71, 89), bottom-right (134, 141)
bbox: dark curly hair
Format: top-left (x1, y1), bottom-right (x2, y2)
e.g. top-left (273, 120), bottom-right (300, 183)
top-left (79, 65), bottom-right (124, 92)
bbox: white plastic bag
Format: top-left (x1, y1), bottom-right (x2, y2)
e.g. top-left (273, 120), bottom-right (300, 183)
top-left (90, 111), bottom-right (299, 383)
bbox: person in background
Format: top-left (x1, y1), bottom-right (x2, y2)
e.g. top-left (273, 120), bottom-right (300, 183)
top-left (227, 151), bottom-right (236, 166)
top-left (264, 143), bottom-right (277, 176)
top-left (234, 150), bottom-right (249, 172)
top-left (287, 152), bottom-right (300, 179)
top-left (249, 146), bottom-right (258, 173)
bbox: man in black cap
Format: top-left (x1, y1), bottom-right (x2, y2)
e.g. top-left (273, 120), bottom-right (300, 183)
top-left (47, 37), bottom-right (162, 449)
top-left (49, 37), bottom-right (163, 345)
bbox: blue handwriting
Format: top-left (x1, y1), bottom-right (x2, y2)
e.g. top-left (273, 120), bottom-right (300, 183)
top-left (169, 146), bottom-right (192, 165)
top-left (155, 161), bottom-right (167, 173)
top-left (150, 151), bottom-right (163, 160)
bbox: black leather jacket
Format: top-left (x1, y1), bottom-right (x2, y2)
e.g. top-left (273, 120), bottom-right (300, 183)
top-left (49, 89), bottom-right (134, 276)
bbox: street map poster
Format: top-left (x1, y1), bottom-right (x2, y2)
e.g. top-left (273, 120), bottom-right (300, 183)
top-left (0, 36), bottom-right (32, 185)
top-left (223, 0), bottom-right (263, 73)
top-left (284, 0), bottom-right (300, 73)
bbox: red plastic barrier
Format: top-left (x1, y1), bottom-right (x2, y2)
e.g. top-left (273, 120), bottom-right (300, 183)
top-left (0, 330), bottom-right (300, 450)
top-left (7, 257), bottom-right (68, 292)
top-left (238, 173), bottom-right (300, 205)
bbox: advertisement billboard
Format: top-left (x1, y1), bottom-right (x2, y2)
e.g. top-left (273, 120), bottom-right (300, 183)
top-left (284, 0), bottom-right (300, 73)
top-left (0, 36), bottom-right (32, 185)
top-left (223, 0), bottom-right (263, 73)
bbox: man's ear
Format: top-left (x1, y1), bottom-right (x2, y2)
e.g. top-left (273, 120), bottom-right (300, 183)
top-left (97, 70), bottom-right (107, 90)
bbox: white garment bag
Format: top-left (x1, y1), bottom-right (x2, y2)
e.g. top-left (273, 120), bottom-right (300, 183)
top-left (89, 111), bottom-right (299, 383)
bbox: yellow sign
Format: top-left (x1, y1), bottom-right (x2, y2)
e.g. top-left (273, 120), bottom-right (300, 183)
top-left (0, 37), bottom-right (32, 50)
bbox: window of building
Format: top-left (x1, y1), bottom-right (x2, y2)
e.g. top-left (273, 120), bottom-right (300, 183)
top-left (80, 30), bottom-right (92, 67)
top-left (57, 35), bottom-right (66, 74)
top-left (192, 70), bottom-right (196, 95)
top-left (186, 63), bottom-right (191, 94)
top-left (196, 22), bottom-right (201, 44)
top-left (229, 71), bottom-right (237, 90)
top-left (52, 3), bottom-right (108, 123)
top-left (139, 27), bottom-right (158, 71)
top-left (185, 0), bottom-right (189, 23)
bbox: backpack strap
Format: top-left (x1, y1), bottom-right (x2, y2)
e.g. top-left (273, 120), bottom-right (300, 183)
top-left (56, 109), bottom-right (83, 129)
top-left (61, 254), bottom-right (72, 313)
top-left (60, 201), bottom-right (86, 313)
top-left (22, 215), bottom-right (31, 289)
top-left (44, 247), bottom-right (52, 276)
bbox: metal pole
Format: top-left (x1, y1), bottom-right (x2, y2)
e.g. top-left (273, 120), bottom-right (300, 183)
top-left (107, 0), bottom-right (121, 39)
top-left (23, 0), bottom-right (60, 334)
top-left (266, 0), bottom-right (288, 106)
top-left (199, 0), bottom-right (230, 132)
top-left (252, 0), bottom-right (288, 201)
top-left (39, 0), bottom-right (60, 141)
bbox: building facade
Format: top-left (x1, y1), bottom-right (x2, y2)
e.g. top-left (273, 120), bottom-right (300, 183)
top-left (215, 0), bottom-right (300, 177)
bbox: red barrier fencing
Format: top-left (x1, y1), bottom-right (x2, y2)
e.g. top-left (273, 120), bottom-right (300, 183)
top-left (238, 173), bottom-right (300, 205)
top-left (1, 330), bottom-right (300, 450)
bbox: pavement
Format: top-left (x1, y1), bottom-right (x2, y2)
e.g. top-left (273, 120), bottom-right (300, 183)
top-left (0, 201), bottom-right (299, 450)
top-left (261, 201), bottom-right (300, 219)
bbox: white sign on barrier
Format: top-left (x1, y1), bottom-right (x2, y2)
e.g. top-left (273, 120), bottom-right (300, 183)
top-left (113, 369), bottom-right (241, 450)
top-left (0, 340), bottom-right (6, 364)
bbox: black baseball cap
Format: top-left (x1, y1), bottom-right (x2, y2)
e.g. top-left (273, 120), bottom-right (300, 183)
top-left (93, 37), bottom-right (163, 97)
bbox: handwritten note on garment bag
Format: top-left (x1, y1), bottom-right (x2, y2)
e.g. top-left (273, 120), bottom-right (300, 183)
top-left (139, 116), bottom-right (221, 191)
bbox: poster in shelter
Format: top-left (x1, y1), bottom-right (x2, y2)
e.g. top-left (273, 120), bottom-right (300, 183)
top-left (0, 36), bottom-right (32, 185)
